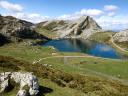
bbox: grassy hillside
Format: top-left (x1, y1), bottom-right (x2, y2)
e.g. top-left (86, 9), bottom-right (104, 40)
top-left (0, 55), bottom-right (128, 96)
top-left (0, 42), bottom-right (128, 95)
top-left (90, 31), bottom-right (115, 43)
top-left (35, 28), bottom-right (58, 39)
top-left (35, 21), bottom-right (64, 39)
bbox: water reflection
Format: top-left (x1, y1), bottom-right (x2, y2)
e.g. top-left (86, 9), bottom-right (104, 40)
top-left (43, 38), bottom-right (125, 59)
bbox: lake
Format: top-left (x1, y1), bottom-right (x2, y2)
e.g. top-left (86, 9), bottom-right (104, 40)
top-left (42, 39), bottom-right (125, 59)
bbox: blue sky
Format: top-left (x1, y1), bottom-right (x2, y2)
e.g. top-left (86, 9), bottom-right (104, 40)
top-left (0, 0), bottom-right (128, 30)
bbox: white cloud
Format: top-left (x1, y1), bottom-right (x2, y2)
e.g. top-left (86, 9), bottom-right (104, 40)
top-left (79, 9), bottom-right (103, 16)
top-left (57, 5), bottom-right (128, 31)
top-left (96, 15), bottom-right (128, 30)
top-left (107, 12), bottom-right (116, 17)
top-left (0, 0), bottom-right (23, 12)
top-left (0, 1), bottom-right (49, 23)
top-left (104, 5), bottom-right (118, 11)
top-left (57, 14), bottom-right (71, 20)
top-left (3, 12), bottom-right (50, 23)
top-left (57, 14), bottom-right (80, 20)
top-left (57, 9), bottom-right (103, 20)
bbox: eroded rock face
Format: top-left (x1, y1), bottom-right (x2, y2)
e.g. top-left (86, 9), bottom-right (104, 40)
top-left (113, 29), bottom-right (128, 42)
top-left (0, 72), bottom-right (39, 96)
top-left (36, 16), bottom-right (102, 39)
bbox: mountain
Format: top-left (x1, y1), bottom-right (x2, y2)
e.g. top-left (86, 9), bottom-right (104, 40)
top-left (36, 16), bottom-right (102, 39)
top-left (0, 15), bottom-right (49, 45)
top-left (113, 29), bottom-right (128, 42)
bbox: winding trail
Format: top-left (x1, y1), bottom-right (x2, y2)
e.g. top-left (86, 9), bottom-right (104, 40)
top-left (41, 55), bottom-right (122, 62)
top-left (66, 63), bottom-right (128, 85)
top-left (33, 37), bottom-right (128, 85)
top-left (40, 55), bottom-right (128, 85)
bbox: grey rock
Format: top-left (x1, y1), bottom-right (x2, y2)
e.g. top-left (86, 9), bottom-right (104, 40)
top-left (0, 15), bottom-right (49, 45)
top-left (37, 16), bottom-right (102, 39)
top-left (0, 72), bottom-right (39, 96)
top-left (113, 29), bottom-right (128, 42)
top-left (16, 90), bottom-right (27, 96)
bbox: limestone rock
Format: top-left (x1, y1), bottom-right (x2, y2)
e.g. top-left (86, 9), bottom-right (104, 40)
top-left (16, 89), bottom-right (27, 96)
top-left (0, 72), bottom-right (39, 96)
top-left (36, 16), bottom-right (102, 39)
top-left (113, 29), bottom-right (128, 42)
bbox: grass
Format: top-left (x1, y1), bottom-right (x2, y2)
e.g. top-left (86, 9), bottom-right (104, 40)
top-left (115, 41), bottom-right (128, 51)
top-left (0, 42), bottom-right (128, 96)
top-left (35, 20), bottom-right (67, 39)
top-left (0, 42), bottom-right (128, 80)
top-left (41, 57), bottom-right (128, 80)
top-left (90, 31), bottom-right (115, 43)
top-left (68, 57), bottom-right (128, 79)
top-left (35, 28), bottom-right (58, 39)
top-left (90, 31), bottom-right (128, 56)
top-left (109, 39), bottom-right (128, 56)
top-left (0, 55), bottom-right (128, 96)
top-left (1, 78), bottom-right (86, 96)
top-left (39, 78), bottom-right (86, 96)
top-left (0, 42), bottom-right (60, 62)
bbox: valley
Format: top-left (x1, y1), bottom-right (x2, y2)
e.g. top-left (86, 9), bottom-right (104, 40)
top-left (0, 15), bottom-right (128, 96)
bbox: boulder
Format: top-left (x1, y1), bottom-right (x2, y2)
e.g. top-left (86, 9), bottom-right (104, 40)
top-left (0, 72), bottom-right (39, 96)
top-left (16, 89), bottom-right (27, 96)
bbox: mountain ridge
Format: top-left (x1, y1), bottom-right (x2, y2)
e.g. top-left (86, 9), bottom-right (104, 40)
top-left (0, 15), bottom-right (50, 45)
top-left (36, 16), bottom-right (102, 39)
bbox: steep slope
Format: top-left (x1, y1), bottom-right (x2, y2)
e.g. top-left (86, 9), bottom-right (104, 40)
top-left (0, 15), bottom-right (49, 45)
top-left (113, 29), bottom-right (128, 42)
top-left (36, 16), bottom-right (102, 39)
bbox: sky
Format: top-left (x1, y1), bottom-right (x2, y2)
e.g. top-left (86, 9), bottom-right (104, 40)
top-left (0, 0), bottom-right (128, 30)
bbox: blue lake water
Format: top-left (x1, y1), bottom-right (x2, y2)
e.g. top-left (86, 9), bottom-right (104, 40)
top-left (42, 39), bottom-right (125, 59)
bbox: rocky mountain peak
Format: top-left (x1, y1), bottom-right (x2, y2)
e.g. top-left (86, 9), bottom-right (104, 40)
top-left (36, 15), bottom-right (102, 39)
top-left (77, 16), bottom-right (101, 29)
top-left (59, 16), bottom-right (102, 38)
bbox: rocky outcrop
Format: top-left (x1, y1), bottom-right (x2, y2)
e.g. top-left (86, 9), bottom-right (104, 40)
top-left (0, 15), bottom-right (49, 44)
top-left (0, 72), bottom-right (39, 96)
top-left (113, 29), bottom-right (128, 42)
top-left (36, 16), bottom-right (102, 39)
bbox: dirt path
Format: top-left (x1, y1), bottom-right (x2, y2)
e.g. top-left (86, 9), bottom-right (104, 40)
top-left (79, 67), bottom-right (128, 85)
top-left (32, 53), bottom-right (122, 65)
top-left (40, 55), bottom-right (128, 85)
top-left (41, 55), bottom-right (122, 62)
top-left (60, 60), bottom-right (128, 85)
